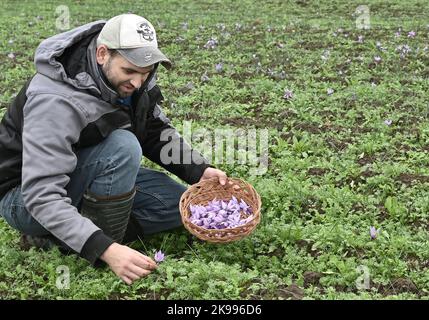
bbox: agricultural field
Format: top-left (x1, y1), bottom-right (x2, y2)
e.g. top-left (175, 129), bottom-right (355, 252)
top-left (0, 0), bottom-right (429, 300)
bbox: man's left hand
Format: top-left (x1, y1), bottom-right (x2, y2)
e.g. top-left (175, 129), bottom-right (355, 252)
top-left (199, 167), bottom-right (228, 185)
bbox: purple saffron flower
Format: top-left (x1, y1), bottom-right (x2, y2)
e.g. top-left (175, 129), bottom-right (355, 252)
top-left (191, 218), bottom-right (203, 226)
top-left (357, 35), bottom-right (364, 43)
top-left (214, 215), bottom-right (224, 223)
top-left (215, 63), bottom-right (223, 73)
top-left (396, 44), bottom-right (411, 59)
top-left (394, 31), bottom-right (401, 38)
top-left (239, 199), bottom-right (250, 213)
top-left (154, 250), bottom-right (165, 263)
top-left (207, 211), bottom-right (216, 219)
top-left (408, 31), bottom-right (416, 38)
top-left (384, 119), bottom-right (392, 126)
top-left (203, 37), bottom-right (218, 49)
top-left (283, 89), bottom-right (293, 100)
top-left (189, 197), bottom-right (254, 230)
top-left (369, 226), bottom-right (379, 240)
top-left (327, 88), bottom-right (334, 96)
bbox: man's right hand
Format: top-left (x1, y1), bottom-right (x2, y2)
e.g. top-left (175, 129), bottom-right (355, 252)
top-left (100, 242), bottom-right (158, 285)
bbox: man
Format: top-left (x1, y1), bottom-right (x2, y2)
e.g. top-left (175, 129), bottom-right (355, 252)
top-left (0, 14), bottom-right (228, 285)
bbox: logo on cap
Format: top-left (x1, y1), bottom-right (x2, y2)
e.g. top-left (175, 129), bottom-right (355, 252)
top-left (136, 22), bottom-right (154, 42)
top-left (144, 52), bottom-right (153, 62)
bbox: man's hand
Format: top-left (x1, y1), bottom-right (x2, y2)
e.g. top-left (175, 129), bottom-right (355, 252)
top-left (199, 167), bottom-right (228, 185)
top-left (100, 243), bottom-right (158, 285)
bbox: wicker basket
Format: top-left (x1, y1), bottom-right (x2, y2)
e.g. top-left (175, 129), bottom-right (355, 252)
top-left (179, 177), bottom-right (262, 243)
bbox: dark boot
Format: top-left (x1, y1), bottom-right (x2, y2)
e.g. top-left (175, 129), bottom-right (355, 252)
top-left (80, 187), bottom-right (136, 243)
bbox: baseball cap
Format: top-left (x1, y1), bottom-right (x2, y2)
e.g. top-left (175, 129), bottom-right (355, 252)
top-left (97, 14), bottom-right (172, 69)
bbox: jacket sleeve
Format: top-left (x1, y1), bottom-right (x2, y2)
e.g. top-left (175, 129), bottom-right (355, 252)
top-left (21, 93), bottom-right (113, 264)
top-left (140, 86), bottom-right (213, 185)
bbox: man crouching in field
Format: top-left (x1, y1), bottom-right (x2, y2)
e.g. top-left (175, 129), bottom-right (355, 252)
top-left (0, 14), bottom-right (227, 285)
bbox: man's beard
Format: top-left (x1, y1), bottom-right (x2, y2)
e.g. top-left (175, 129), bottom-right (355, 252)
top-left (102, 58), bottom-right (132, 98)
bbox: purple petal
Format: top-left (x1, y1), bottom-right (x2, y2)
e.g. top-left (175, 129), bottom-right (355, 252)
top-left (369, 226), bottom-right (378, 240)
top-left (154, 250), bottom-right (165, 263)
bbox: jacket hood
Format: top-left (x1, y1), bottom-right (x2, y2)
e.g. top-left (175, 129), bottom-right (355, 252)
top-left (34, 20), bottom-right (158, 104)
top-left (34, 20), bottom-right (105, 89)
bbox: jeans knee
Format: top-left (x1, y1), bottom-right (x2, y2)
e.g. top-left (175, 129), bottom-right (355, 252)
top-left (108, 130), bottom-right (142, 168)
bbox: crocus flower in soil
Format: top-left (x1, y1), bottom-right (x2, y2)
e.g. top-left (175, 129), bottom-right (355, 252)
top-left (215, 63), bottom-right (223, 73)
top-left (357, 35), bottom-right (364, 43)
top-left (154, 250), bottom-right (165, 263)
top-left (384, 119), bottom-right (392, 126)
top-left (283, 89), bottom-right (293, 100)
top-left (327, 88), bottom-right (334, 95)
top-left (369, 226), bottom-right (379, 240)
top-left (408, 31), bottom-right (416, 38)
top-left (396, 44), bottom-right (411, 59)
top-left (203, 38), bottom-right (218, 49)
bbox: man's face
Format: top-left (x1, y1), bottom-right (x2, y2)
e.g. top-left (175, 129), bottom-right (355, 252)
top-left (101, 52), bottom-right (154, 98)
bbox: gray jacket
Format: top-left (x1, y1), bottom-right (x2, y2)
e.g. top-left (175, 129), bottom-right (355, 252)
top-left (0, 20), bottom-right (211, 263)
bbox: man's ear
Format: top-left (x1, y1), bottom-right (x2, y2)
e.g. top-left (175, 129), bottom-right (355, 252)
top-left (96, 45), bottom-right (110, 65)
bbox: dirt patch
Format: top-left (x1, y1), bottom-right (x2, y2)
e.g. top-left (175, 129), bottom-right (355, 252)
top-left (396, 173), bottom-right (429, 186)
top-left (326, 137), bottom-right (351, 151)
top-left (221, 114), bottom-right (285, 131)
top-left (296, 239), bottom-right (321, 258)
top-left (298, 196), bottom-right (326, 216)
top-left (240, 280), bottom-right (304, 300)
top-left (303, 271), bottom-right (323, 288)
top-left (276, 284), bottom-right (305, 300)
top-left (335, 169), bottom-right (377, 188)
top-left (293, 122), bottom-right (344, 135)
top-left (307, 167), bottom-right (329, 176)
top-left (391, 126), bottom-right (420, 136)
top-left (357, 153), bottom-right (377, 166)
top-left (293, 122), bottom-right (323, 134)
top-left (267, 248), bottom-right (284, 258)
top-left (279, 131), bottom-right (294, 141)
top-left (394, 143), bottom-right (415, 152)
top-left (377, 204), bottom-right (390, 222)
top-left (375, 278), bottom-right (419, 296)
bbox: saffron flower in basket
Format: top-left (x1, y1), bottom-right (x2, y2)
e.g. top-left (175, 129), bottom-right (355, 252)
top-left (188, 196), bottom-right (254, 229)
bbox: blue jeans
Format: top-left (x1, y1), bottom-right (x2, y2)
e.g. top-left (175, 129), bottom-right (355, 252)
top-left (0, 129), bottom-right (187, 242)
